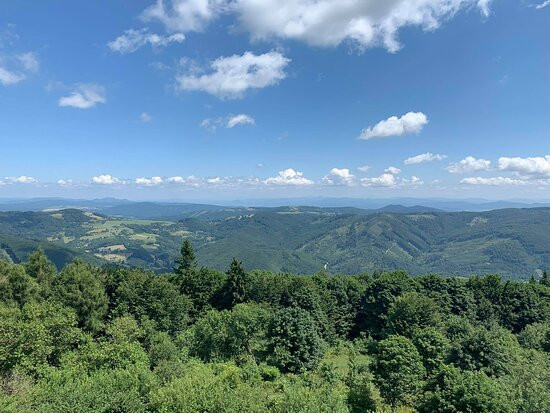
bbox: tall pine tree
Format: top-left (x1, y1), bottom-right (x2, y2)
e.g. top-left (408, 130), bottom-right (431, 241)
top-left (174, 239), bottom-right (196, 275)
top-left (224, 258), bottom-right (247, 309)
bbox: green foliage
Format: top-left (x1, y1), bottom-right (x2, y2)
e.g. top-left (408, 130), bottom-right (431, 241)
top-left (268, 307), bottom-right (326, 373)
top-left (499, 281), bottom-right (549, 332)
top-left (517, 322), bottom-right (550, 351)
top-left (411, 327), bottom-right (451, 375)
top-left (418, 365), bottom-right (513, 413)
top-left (53, 260), bottom-right (108, 332)
top-left (358, 271), bottom-right (414, 337)
top-left (385, 292), bottom-right (441, 337)
top-left (223, 258), bottom-right (248, 308)
top-left (449, 324), bottom-right (520, 377)
top-left (502, 349), bottom-right (550, 412)
top-left (28, 365), bottom-right (154, 413)
top-left (0, 261), bottom-right (39, 308)
top-left (371, 335), bottom-right (426, 406)
top-left (346, 352), bottom-right (385, 413)
top-left (174, 239), bottom-right (196, 275)
top-left (177, 266), bottom-right (225, 316)
top-left (186, 303), bottom-right (271, 362)
top-left (24, 248), bottom-right (56, 298)
top-left (109, 269), bottom-right (191, 335)
top-left (0, 249), bottom-right (549, 412)
top-left (0, 301), bottom-right (81, 375)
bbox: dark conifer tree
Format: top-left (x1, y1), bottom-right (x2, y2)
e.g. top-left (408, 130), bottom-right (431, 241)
top-left (174, 239), bottom-right (196, 275)
top-left (541, 270), bottom-right (550, 287)
top-left (224, 258), bottom-right (247, 308)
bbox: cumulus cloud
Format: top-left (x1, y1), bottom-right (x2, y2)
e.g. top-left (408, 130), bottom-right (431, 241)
top-left (446, 156), bottom-right (491, 174)
top-left (92, 174), bottom-right (120, 185)
top-left (226, 113), bottom-right (255, 128)
top-left (57, 179), bottom-right (73, 187)
top-left (167, 176), bottom-right (186, 183)
top-left (535, 0), bottom-right (550, 9)
top-left (59, 84), bottom-right (106, 109)
top-left (135, 176), bottom-right (163, 186)
top-left (0, 53), bottom-right (39, 86)
top-left (108, 28), bottom-right (185, 54)
top-left (357, 165), bottom-right (371, 173)
top-left (322, 168), bottom-right (355, 186)
top-left (142, 0), bottom-right (490, 52)
top-left (498, 156), bottom-right (550, 178)
top-left (4, 176), bottom-right (36, 184)
top-left (140, 112), bottom-right (152, 122)
top-left (141, 0), bottom-right (227, 32)
top-left (0, 67), bottom-right (25, 85)
top-left (403, 176), bottom-right (424, 185)
top-left (207, 177), bottom-right (224, 184)
top-left (460, 176), bottom-right (528, 186)
top-left (359, 112), bottom-right (428, 140)
top-left (361, 173), bottom-right (397, 187)
top-left (385, 166), bottom-right (401, 175)
top-left (404, 152), bottom-right (447, 165)
top-left (264, 168), bottom-right (314, 186)
top-left (176, 51), bottom-right (290, 99)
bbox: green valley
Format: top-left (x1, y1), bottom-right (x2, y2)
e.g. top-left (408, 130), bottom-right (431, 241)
top-left (1, 206), bottom-right (550, 279)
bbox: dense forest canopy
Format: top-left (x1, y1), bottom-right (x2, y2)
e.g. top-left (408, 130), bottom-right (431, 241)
top-left (1, 242), bottom-right (549, 412)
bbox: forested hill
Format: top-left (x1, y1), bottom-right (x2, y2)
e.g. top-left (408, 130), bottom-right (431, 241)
top-left (1, 207), bottom-right (550, 279)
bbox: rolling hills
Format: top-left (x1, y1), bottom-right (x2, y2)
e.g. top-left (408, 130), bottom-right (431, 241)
top-left (1, 205), bottom-right (550, 279)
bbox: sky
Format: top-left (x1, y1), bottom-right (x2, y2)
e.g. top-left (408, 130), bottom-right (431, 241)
top-left (0, 0), bottom-right (549, 201)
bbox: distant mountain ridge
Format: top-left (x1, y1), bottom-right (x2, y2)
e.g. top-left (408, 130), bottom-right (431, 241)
top-left (2, 197), bottom-right (550, 215)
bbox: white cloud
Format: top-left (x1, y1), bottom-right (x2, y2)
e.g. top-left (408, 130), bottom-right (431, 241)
top-left (0, 67), bottom-right (25, 85)
top-left (140, 112), bottom-right (152, 122)
top-left (108, 28), bottom-right (185, 54)
top-left (167, 176), bottom-right (186, 183)
top-left (4, 176), bottom-right (36, 184)
top-left (16, 52), bottom-right (39, 72)
top-left (460, 176), bottom-right (528, 186)
top-left (359, 112), bottom-right (428, 140)
top-left (264, 168), bottom-right (314, 186)
top-left (202, 113), bottom-right (256, 130)
top-left (226, 113), bottom-right (255, 128)
top-left (234, 0), bottom-right (491, 52)
top-left (92, 174), bottom-right (120, 185)
top-left (322, 168), bottom-right (355, 186)
top-left (207, 177), bottom-right (224, 184)
top-left (446, 156), bottom-right (491, 174)
top-left (0, 30), bottom-right (39, 86)
top-left (498, 156), bottom-right (550, 178)
top-left (357, 165), bottom-right (371, 173)
top-left (407, 176), bottom-right (424, 185)
top-left (57, 179), bottom-right (73, 186)
top-left (535, 0), bottom-right (550, 9)
top-left (361, 173), bottom-right (397, 187)
top-left (142, 1), bottom-right (491, 52)
top-left (59, 84), bottom-right (106, 109)
top-left (404, 152), bottom-right (447, 165)
top-left (141, 0), bottom-right (227, 32)
top-left (385, 166), bottom-right (401, 175)
top-left (135, 176), bottom-right (163, 186)
top-left (176, 51), bottom-right (290, 99)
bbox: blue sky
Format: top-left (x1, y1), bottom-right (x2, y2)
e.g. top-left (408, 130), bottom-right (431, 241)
top-left (0, 0), bottom-right (549, 201)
